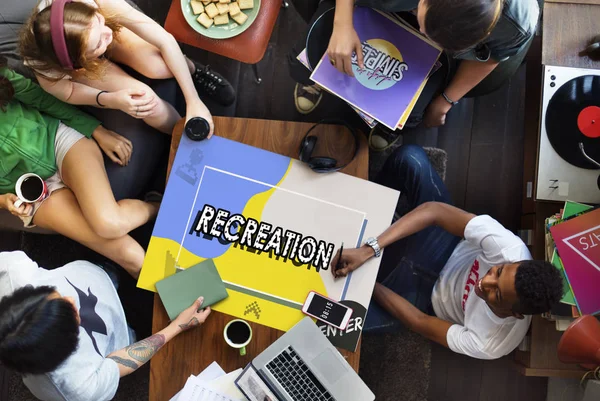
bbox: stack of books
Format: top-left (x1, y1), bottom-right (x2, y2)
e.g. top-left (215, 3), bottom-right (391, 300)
top-left (297, 7), bottom-right (442, 130)
top-left (544, 201), bottom-right (600, 330)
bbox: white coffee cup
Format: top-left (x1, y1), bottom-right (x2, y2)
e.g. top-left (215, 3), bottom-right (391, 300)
top-left (14, 173), bottom-right (49, 209)
top-left (223, 319), bottom-right (253, 356)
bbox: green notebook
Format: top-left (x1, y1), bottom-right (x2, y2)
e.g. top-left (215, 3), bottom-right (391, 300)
top-left (155, 259), bottom-right (229, 321)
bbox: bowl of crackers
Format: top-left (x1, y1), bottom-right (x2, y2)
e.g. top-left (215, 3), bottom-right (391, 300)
top-left (181, 0), bottom-right (260, 39)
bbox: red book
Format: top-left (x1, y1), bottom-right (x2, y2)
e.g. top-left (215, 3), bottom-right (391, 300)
top-left (550, 208), bottom-right (600, 315)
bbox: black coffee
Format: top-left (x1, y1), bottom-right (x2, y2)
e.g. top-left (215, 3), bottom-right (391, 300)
top-left (21, 177), bottom-right (43, 201)
top-left (226, 321), bottom-right (250, 344)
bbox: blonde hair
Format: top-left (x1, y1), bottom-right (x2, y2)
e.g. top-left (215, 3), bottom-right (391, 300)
top-left (19, 1), bottom-right (121, 81)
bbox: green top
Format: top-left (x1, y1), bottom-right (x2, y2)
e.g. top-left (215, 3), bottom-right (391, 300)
top-left (0, 67), bottom-right (100, 194)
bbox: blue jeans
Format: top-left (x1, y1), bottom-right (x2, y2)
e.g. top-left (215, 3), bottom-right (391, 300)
top-left (364, 145), bottom-right (461, 332)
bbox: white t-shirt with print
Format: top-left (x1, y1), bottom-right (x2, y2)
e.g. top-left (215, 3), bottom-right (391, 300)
top-left (0, 251), bottom-right (129, 401)
top-left (431, 215), bottom-right (532, 360)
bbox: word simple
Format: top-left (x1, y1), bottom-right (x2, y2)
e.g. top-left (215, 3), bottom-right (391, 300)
top-left (189, 204), bottom-right (335, 271)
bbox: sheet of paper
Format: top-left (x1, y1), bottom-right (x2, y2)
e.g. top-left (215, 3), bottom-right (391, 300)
top-left (179, 375), bottom-right (242, 401)
top-left (206, 368), bottom-right (246, 400)
top-left (170, 362), bottom-right (227, 401)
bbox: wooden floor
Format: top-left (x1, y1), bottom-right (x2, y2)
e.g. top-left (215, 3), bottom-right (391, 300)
top-left (0, 1), bottom-right (549, 400)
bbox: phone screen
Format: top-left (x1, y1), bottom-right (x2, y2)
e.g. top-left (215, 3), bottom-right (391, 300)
top-left (306, 294), bottom-right (349, 327)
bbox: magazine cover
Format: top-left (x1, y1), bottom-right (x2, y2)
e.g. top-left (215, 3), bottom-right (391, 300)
top-left (138, 135), bottom-right (399, 351)
top-left (550, 208), bottom-right (600, 315)
top-left (310, 7), bottom-right (441, 130)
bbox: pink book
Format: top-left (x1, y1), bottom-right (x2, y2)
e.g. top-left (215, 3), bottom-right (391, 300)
top-left (550, 208), bottom-right (600, 315)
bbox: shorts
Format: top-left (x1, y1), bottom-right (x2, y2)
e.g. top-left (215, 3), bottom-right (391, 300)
top-left (20, 123), bottom-right (86, 227)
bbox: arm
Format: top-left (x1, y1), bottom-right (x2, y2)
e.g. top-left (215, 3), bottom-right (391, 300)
top-left (373, 283), bottom-right (452, 347)
top-left (35, 74), bottom-right (157, 120)
top-left (97, 0), bottom-right (208, 122)
top-left (327, 0), bottom-right (364, 76)
top-left (2, 68), bottom-right (100, 137)
top-left (333, 202), bottom-right (475, 276)
top-left (424, 59), bottom-right (499, 127)
top-left (106, 297), bottom-right (211, 377)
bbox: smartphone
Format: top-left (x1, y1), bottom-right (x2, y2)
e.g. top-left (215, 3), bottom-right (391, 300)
top-left (301, 291), bottom-right (353, 330)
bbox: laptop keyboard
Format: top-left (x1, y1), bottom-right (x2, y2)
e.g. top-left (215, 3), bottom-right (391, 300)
top-left (265, 346), bottom-right (334, 401)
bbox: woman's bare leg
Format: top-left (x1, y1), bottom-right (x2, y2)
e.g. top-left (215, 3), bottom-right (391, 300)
top-left (61, 137), bottom-right (158, 239)
top-left (33, 189), bottom-right (144, 278)
top-left (110, 27), bottom-right (195, 79)
top-left (74, 61), bottom-right (180, 134)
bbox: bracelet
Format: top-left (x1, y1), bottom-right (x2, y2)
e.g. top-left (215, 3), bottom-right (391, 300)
top-left (96, 90), bottom-right (108, 107)
top-left (441, 91), bottom-right (458, 106)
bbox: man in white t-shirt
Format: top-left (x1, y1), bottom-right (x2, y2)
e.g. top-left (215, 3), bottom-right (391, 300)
top-left (0, 251), bottom-right (211, 401)
top-left (332, 145), bottom-right (564, 360)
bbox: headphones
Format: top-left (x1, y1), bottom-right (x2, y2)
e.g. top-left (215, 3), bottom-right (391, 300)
top-left (298, 119), bottom-right (359, 173)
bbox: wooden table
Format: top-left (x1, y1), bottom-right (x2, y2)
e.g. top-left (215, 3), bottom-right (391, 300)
top-left (149, 117), bottom-right (368, 401)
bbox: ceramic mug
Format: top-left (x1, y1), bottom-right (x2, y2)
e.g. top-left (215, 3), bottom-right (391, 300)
top-left (224, 319), bottom-right (252, 356)
top-left (14, 173), bottom-right (49, 209)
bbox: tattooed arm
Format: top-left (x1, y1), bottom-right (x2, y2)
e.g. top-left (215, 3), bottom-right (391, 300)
top-left (107, 296), bottom-right (212, 377)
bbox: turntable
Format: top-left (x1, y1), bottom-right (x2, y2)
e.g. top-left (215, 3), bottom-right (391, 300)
top-left (536, 65), bottom-right (600, 203)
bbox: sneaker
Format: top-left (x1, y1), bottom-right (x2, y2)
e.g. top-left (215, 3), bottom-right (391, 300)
top-left (368, 124), bottom-right (403, 152)
top-left (294, 83), bottom-right (323, 114)
top-left (192, 62), bottom-right (236, 106)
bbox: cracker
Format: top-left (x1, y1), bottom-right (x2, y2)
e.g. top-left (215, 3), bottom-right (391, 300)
top-left (238, 0), bottom-right (253, 10)
top-left (201, 0), bottom-right (211, 4)
top-left (204, 3), bottom-right (219, 18)
top-left (216, 3), bottom-right (229, 14)
top-left (190, 0), bottom-right (204, 14)
top-left (232, 11), bottom-right (248, 25)
top-left (219, 0), bottom-right (231, 3)
top-left (197, 13), bottom-right (213, 28)
top-left (214, 13), bottom-right (229, 25)
top-left (228, 2), bottom-right (241, 16)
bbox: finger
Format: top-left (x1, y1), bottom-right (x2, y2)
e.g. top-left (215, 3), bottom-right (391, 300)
top-left (355, 42), bottom-right (365, 70)
top-left (342, 55), bottom-right (354, 77)
top-left (198, 306), bottom-right (212, 319)
top-left (107, 151), bottom-right (123, 166)
top-left (22, 204), bottom-right (33, 217)
top-left (334, 55), bottom-right (346, 74)
top-left (135, 102), bottom-right (158, 113)
top-left (130, 96), bottom-right (155, 108)
top-left (194, 296), bottom-right (205, 312)
top-left (207, 121), bottom-right (215, 139)
top-left (330, 250), bottom-right (340, 277)
top-left (121, 143), bottom-right (132, 165)
top-left (134, 109), bottom-right (154, 119)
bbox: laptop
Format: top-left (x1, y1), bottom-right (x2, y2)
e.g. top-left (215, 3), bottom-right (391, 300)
top-left (235, 317), bottom-right (375, 401)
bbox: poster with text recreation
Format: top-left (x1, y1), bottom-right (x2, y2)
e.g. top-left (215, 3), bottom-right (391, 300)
top-left (310, 7), bottom-right (441, 130)
top-left (138, 136), bottom-right (399, 351)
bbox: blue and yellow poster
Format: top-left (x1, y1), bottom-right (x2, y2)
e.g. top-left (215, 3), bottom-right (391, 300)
top-left (139, 136), bottom-right (399, 351)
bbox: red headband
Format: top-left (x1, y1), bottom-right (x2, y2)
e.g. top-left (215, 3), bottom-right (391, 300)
top-left (50, 0), bottom-right (74, 70)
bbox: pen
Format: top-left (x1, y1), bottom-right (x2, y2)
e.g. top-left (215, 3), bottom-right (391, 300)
top-left (334, 242), bottom-right (344, 276)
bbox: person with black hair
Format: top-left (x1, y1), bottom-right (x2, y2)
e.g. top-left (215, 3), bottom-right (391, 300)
top-left (331, 144), bottom-right (564, 360)
top-left (289, 0), bottom-right (538, 128)
top-left (0, 251), bottom-right (212, 400)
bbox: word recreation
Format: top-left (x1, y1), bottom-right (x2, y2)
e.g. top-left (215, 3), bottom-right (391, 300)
top-left (190, 204), bottom-right (335, 272)
top-left (351, 41), bottom-right (409, 85)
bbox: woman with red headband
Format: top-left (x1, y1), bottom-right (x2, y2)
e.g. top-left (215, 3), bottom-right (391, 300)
top-left (19, 0), bottom-right (235, 136)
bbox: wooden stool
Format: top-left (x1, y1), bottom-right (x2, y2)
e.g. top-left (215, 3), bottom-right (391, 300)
top-left (164, 0), bottom-right (287, 83)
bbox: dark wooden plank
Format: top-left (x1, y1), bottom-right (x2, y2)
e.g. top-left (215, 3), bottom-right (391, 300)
top-left (437, 97), bottom-right (475, 209)
top-left (479, 355), bottom-right (548, 401)
top-left (427, 344), bottom-right (450, 401)
top-left (464, 65), bottom-right (526, 230)
top-left (445, 349), bottom-right (485, 401)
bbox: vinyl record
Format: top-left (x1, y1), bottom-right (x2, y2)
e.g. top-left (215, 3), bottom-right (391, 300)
top-left (546, 75), bottom-right (600, 169)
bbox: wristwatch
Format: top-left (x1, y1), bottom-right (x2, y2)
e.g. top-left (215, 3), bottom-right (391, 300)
top-left (365, 237), bottom-right (381, 258)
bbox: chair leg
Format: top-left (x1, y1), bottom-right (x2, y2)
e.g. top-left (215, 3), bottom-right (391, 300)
top-left (252, 64), bottom-right (262, 84)
top-left (282, 0), bottom-right (289, 8)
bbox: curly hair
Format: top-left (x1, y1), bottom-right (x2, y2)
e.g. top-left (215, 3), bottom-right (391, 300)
top-left (514, 260), bottom-right (564, 315)
top-left (0, 55), bottom-right (15, 112)
top-left (0, 285), bottom-right (79, 374)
